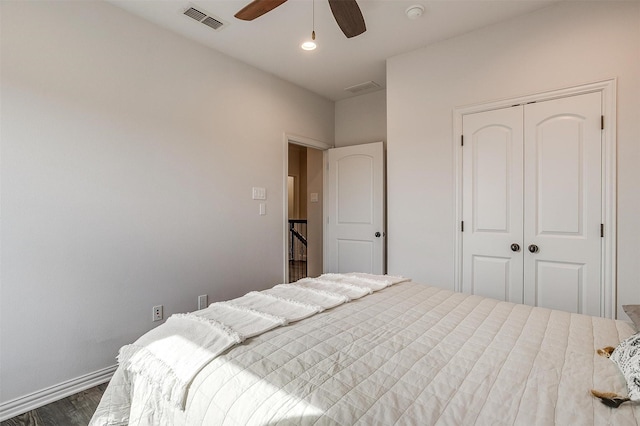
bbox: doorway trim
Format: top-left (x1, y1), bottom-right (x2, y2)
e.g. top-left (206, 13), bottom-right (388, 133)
top-left (283, 133), bottom-right (332, 282)
top-left (452, 79), bottom-right (617, 318)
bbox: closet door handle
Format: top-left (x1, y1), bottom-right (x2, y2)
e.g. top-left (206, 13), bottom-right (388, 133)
top-left (528, 244), bottom-right (539, 254)
top-left (510, 243), bottom-right (520, 252)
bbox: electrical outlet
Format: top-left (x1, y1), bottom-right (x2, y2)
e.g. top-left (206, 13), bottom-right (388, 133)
top-left (152, 305), bottom-right (163, 322)
top-left (198, 294), bottom-right (208, 310)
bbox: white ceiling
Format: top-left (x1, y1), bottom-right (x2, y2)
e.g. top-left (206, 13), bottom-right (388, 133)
top-left (108, 0), bottom-right (558, 101)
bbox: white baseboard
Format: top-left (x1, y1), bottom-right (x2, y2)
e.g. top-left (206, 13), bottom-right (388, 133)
top-left (0, 364), bottom-right (117, 421)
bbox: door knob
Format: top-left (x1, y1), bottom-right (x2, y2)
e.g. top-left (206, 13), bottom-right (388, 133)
top-left (528, 244), bottom-right (539, 253)
top-left (375, 232), bottom-right (381, 238)
top-left (510, 243), bottom-right (520, 252)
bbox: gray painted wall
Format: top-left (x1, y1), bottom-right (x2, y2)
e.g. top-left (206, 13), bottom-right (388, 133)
top-left (335, 90), bottom-right (387, 147)
top-left (1, 0), bottom-right (334, 405)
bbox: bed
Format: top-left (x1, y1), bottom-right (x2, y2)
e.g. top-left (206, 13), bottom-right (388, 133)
top-left (90, 274), bottom-right (639, 425)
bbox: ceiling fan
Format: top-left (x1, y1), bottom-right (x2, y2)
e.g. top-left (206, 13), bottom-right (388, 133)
top-left (234, 0), bottom-right (366, 38)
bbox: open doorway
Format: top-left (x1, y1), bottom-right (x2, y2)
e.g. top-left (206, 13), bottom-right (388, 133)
top-left (287, 143), bottom-right (323, 282)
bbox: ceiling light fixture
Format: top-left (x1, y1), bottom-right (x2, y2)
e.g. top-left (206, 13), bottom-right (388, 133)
top-left (301, 0), bottom-right (317, 51)
top-left (405, 5), bottom-right (425, 20)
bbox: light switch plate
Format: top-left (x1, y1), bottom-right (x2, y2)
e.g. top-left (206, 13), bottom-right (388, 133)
top-left (259, 203), bottom-right (266, 215)
top-left (252, 187), bottom-right (266, 200)
top-left (310, 192), bottom-right (319, 203)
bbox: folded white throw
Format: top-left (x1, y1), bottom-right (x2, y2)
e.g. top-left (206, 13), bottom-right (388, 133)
top-left (323, 272), bottom-right (411, 290)
top-left (198, 301), bottom-right (287, 338)
top-left (119, 273), bottom-right (410, 411)
top-left (295, 277), bottom-right (374, 299)
top-left (118, 314), bottom-right (242, 409)
top-left (229, 291), bottom-right (324, 322)
top-left (267, 284), bottom-right (350, 308)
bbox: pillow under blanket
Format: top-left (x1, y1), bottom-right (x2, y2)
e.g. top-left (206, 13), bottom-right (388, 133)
top-left (610, 332), bottom-right (640, 401)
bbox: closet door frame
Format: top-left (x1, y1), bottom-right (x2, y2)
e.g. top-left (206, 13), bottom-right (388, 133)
top-left (453, 79), bottom-right (617, 318)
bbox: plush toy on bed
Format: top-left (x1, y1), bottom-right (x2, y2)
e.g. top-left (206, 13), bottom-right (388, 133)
top-left (591, 312), bottom-right (640, 408)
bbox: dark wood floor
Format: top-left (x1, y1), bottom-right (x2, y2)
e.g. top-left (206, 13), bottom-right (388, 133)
top-left (1, 383), bottom-right (107, 426)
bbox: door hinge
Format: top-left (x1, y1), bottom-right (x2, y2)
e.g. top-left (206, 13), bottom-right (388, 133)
top-left (461, 135), bottom-right (464, 147)
top-left (601, 223), bottom-right (604, 238)
top-left (461, 221), bottom-right (464, 232)
top-left (601, 115), bottom-right (604, 130)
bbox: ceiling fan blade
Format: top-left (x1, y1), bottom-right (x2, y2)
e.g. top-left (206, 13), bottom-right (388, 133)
top-left (235, 0), bottom-right (288, 21)
top-left (328, 0), bottom-right (366, 38)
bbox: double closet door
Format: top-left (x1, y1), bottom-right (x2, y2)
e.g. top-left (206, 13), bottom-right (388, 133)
top-left (461, 92), bottom-right (603, 316)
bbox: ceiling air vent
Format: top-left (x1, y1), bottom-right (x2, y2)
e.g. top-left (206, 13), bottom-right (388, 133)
top-left (183, 7), bottom-right (227, 31)
top-left (344, 81), bottom-right (382, 94)
top-left (184, 7), bottom-right (206, 21)
top-left (202, 16), bottom-right (224, 30)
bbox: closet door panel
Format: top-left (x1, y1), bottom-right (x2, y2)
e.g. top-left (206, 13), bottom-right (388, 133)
top-left (523, 92), bottom-right (602, 316)
top-left (470, 255), bottom-right (512, 302)
top-left (535, 261), bottom-right (586, 314)
top-left (537, 119), bottom-right (583, 234)
top-left (462, 106), bottom-right (524, 303)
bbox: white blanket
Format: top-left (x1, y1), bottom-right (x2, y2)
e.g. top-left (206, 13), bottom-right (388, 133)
top-left (103, 273), bottom-right (409, 417)
top-left (92, 280), bottom-right (639, 426)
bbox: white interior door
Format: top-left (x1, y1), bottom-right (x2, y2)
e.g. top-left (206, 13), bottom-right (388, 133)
top-left (462, 106), bottom-right (524, 303)
top-left (325, 142), bottom-right (385, 274)
top-left (523, 92), bottom-right (602, 315)
top-left (462, 92), bottom-right (603, 316)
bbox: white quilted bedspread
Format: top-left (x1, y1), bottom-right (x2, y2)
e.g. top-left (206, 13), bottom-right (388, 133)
top-left (91, 282), bottom-right (639, 425)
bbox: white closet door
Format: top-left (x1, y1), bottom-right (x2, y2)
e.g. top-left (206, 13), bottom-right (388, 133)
top-left (523, 92), bottom-right (602, 315)
top-left (462, 106), bottom-right (524, 303)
